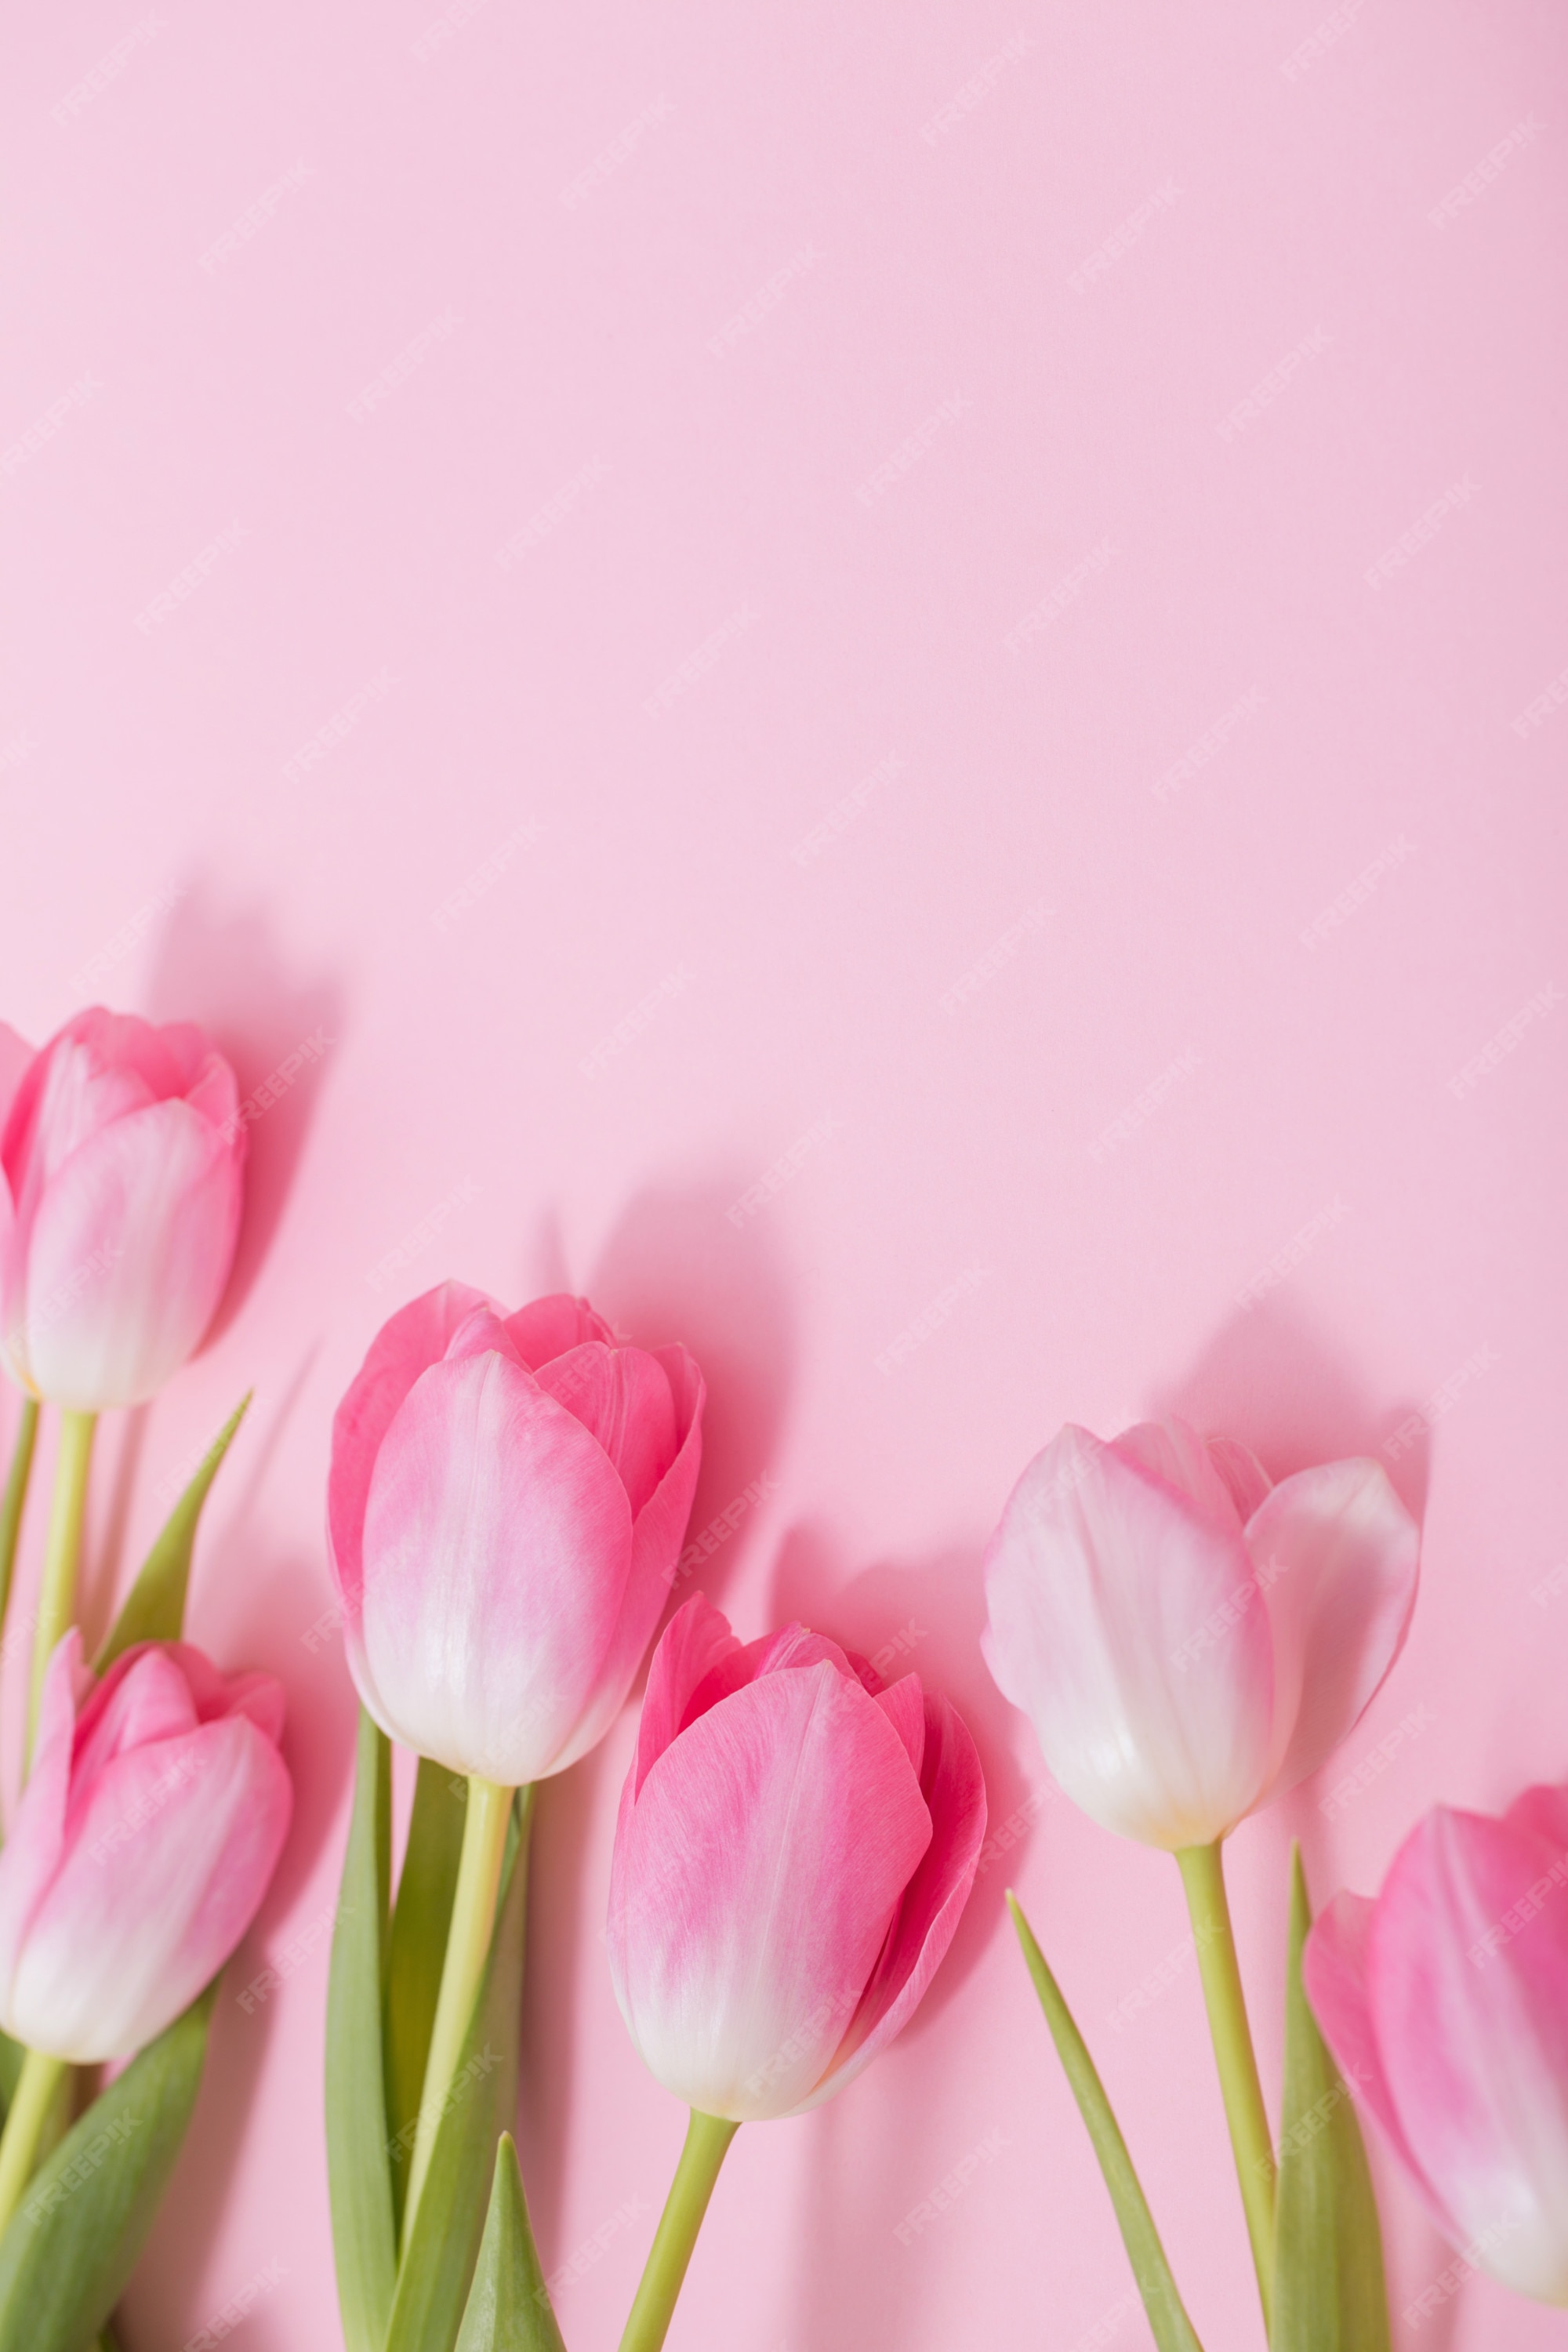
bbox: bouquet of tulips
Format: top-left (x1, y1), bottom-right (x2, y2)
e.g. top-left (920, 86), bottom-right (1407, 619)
top-left (0, 1003), bottom-right (1565, 2350)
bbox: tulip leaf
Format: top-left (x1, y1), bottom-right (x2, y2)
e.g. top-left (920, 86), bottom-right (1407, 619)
top-left (1272, 1847), bottom-right (1391, 2351)
top-left (387, 1760), bottom-right (470, 2234)
top-left (94, 1393), bottom-right (252, 1671)
top-left (455, 2132), bottom-right (567, 2352)
top-left (385, 1788), bottom-right (535, 2352)
top-left (1008, 1895), bottom-right (1205, 2352)
top-left (0, 1399), bottom-right (38, 1655)
top-left (0, 1984), bottom-right (215, 2352)
top-left (326, 1707), bottom-right (397, 2352)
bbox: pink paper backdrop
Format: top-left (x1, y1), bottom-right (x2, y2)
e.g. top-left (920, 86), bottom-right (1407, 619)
top-left (5, 2), bottom-right (1567, 2346)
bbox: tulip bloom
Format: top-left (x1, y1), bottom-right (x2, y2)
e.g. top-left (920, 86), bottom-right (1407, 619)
top-left (1307, 1788), bottom-right (1568, 2307)
top-left (328, 1282), bottom-right (704, 1785)
top-left (608, 1595), bottom-right (986, 2121)
top-left (982, 1418), bottom-right (1420, 1851)
top-left (0, 1630), bottom-right (291, 2063)
top-left (0, 1008), bottom-right (245, 1411)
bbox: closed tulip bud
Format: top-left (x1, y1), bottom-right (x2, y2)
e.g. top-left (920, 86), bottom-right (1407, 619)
top-left (328, 1282), bottom-right (704, 1785)
top-left (982, 1417), bottom-right (1419, 1849)
top-left (0, 1632), bottom-right (291, 2061)
top-left (608, 1596), bottom-right (986, 2121)
top-left (1307, 1788), bottom-right (1568, 2307)
top-left (0, 1009), bottom-right (246, 1410)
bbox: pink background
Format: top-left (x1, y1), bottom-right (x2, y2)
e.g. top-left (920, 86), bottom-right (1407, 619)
top-left (5, 2), bottom-right (1568, 2346)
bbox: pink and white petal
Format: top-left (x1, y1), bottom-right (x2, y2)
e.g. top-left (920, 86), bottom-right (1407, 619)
top-left (23, 1102), bottom-right (243, 1409)
top-left (873, 1674), bottom-right (926, 1782)
top-left (982, 1426), bottom-right (1272, 1849)
top-left (535, 1343), bottom-right (678, 1517)
top-left (539, 1350), bottom-right (706, 1776)
top-left (0, 1633), bottom-right (82, 2013)
top-left (326, 1279), bottom-right (499, 1615)
top-left (3, 1033), bottom-right (153, 1229)
top-left (1109, 1418), bottom-right (1244, 1533)
top-left (183, 1051), bottom-right (241, 1138)
top-left (795, 1688), bottom-right (985, 2111)
top-left (1248, 1458), bottom-right (1420, 1800)
top-left (0, 1025), bottom-right (32, 1140)
top-left (1303, 1887), bottom-right (1455, 2231)
top-left (1367, 1809), bottom-right (1568, 2297)
top-left (1207, 1436), bottom-right (1272, 1523)
top-left (12, 1717), bottom-right (292, 2062)
top-left (609, 1663), bottom-right (931, 2120)
top-left (503, 1293), bottom-right (617, 1371)
top-left (70, 1645), bottom-right (201, 1799)
top-left (1504, 1782), bottom-right (1568, 1858)
top-left (360, 1350), bottom-right (634, 1783)
top-left (629, 1596), bottom-right (742, 1798)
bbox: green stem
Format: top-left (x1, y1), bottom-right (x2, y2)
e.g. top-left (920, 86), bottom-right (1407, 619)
top-left (1176, 1840), bottom-right (1276, 2333)
top-left (401, 1772), bottom-right (513, 2241)
top-left (0, 2047), bottom-right (67, 2236)
top-left (0, 1397), bottom-right (38, 1637)
top-left (619, 2110), bottom-right (739, 2352)
top-left (27, 1410), bottom-right (96, 1769)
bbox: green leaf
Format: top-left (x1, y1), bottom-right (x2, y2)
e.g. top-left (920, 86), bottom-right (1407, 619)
top-left (0, 1399), bottom-right (38, 1651)
top-left (1009, 1894), bottom-right (1205, 2352)
top-left (94, 1394), bottom-right (251, 1671)
top-left (1272, 1847), bottom-right (1391, 2351)
top-left (385, 1788), bottom-right (535, 2352)
top-left (326, 1707), bottom-right (397, 2352)
top-left (455, 2133), bottom-right (567, 2352)
top-left (0, 1986), bottom-right (215, 2352)
top-left (386, 1761), bottom-right (470, 2234)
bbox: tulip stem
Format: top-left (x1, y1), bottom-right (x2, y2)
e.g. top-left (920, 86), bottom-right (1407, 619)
top-left (401, 1772), bottom-right (514, 2242)
top-left (1176, 1841), bottom-right (1275, 2333)
top-left (0, 2047), bottom-right (67, 2236)
top-left (27, 1409), bottom-right (96, 1772)
top-left (0, 1396), bottom-right (39, 1637)
top-left (619, 2109), bottom-right (739, 2352)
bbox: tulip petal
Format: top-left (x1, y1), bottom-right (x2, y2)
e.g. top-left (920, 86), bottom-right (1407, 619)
top-left (1109, 1417), bottom-right (1243, 1532)
top-left (1207, 1435), bottom-right (1272, 1522)
top-left (982, 1425), bottom-right (1272, 1849)
top-left (19, 1101), bottom-right (243, 1408)
top-left (327, 1279), bottom-right (498, 1622)
top-left (502, 1292), bottom-right (616, 1370)
top-left (631, 1595), bottom-right (742, 1798)
top-left (1247, 1458), bottom-right (1419, 1800)
top-left (535, 1343), bottom-right (677, 1517)
top-left (0, 1024), bottom-right (31, 1138)
top-left (70, 1646), bottom-right (201, 1797)
top-left (873, 1674), bottom-right (926, 1782)
top-left (9, 1715), bottom-right (292, 2060)
top-left (795, 1687), bottom-right (986, 2112)
top-left (357, 1350), bottom-right (634, 1783)
top-left (1304, 1889), bottom-right (1451, 2233)
top-left (1367, 1809), bottom-right (1568, 2299)
top-left (543, 1345), bottom-right (705, 1779)
top-left (610, 1661), bottom-right (931, 2119)
top-left (0, 1633), bottom-right (81, 2009)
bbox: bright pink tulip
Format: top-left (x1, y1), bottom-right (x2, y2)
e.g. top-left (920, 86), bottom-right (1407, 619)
top-left (982, 1417), bottom-right (1419, 1850)
top-left (328, 1282), bottom-right (704, 1784)
top-left (1307, 1789), bottom-right (1568, 2305)
top-left (0, 1631), bottom-right (291, 2062)
top-left (608, 1596), bottom-right (986, 2121)
top-left (0, 1008), bottom-right (245, 1410)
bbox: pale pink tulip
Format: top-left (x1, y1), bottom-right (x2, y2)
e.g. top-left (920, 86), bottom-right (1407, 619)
top-left (328, 1282), bottom-right (704, 1784)
top-left (0, 1009), bottom-right (245, 1410)
top-left (0, 1631), bottom-right (291, 2062)
top-left (608, 1596), bottom-right (986, 2121)
top-left (982, 1417), bottom-right (1419, 1849)
top-left (1307, 1788), bottom-right (1568, 2306)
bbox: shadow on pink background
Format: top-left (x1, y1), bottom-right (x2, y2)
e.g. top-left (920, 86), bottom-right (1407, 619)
top-left (4, 2), bottom-right (1567, 2345)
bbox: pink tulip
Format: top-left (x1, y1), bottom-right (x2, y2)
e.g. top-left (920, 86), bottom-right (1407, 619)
top-left (607, 1595), bottom-right (986, 2121)
top-left (1307, 1789), bottom-right (1568, 2306)
top-left (0, 1008), bottom-right (245, 1410)
top-left (0, 1631), bottom-right (291, 2062)
top-left (328, 1282), bottom-right (704, 1785)
top-left (982, 1418), bottom-right (1419, 1849)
